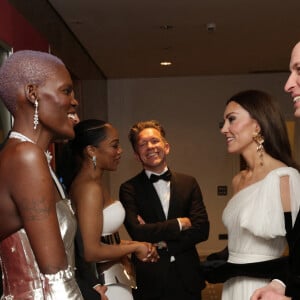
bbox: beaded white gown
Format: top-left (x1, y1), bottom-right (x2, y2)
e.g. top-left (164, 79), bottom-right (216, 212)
top-left (100, 200), bottom-right (134, 300)
top-left (221, 167), bottom-right (300, 300)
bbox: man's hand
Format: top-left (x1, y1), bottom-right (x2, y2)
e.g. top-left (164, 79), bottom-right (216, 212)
top-left (251, 280), bottom-right (289, 300)
top-left (134, 241), bottom-right (159, 262)
top-left (178, 217), bottom-right (192, 230)
top-left (137, 215), bottom-right (145, 224)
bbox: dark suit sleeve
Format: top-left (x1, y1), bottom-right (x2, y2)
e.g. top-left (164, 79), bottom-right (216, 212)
top-left (120, 174), bottom-right (209, 257)
top-left (203, 256), bottom-right (289, 284)
top-left (167, 177), bottom-right (209, 255)
top-left (120, 180), bottom-right (181, 242)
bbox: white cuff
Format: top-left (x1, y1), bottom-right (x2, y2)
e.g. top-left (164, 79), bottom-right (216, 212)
top-left (177, 218), bottom-right (182, 231)
top-left (271, 279), bottom-right (286, 288)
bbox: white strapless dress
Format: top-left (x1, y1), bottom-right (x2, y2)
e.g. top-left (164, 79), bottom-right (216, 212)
top-left (101, 200), bottom-right (134, 300)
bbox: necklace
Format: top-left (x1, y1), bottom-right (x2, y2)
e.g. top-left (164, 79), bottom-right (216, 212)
top-left (9, 131), bottom-right (35, 143)
top-left (9, 131), bottom-right (53, 163)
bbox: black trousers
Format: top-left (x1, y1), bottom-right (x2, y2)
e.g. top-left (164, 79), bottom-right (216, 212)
top-left (133, 262), bottom-right (202, 300)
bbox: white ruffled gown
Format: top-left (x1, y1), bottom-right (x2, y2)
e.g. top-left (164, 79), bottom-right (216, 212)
top-left (221, 167), bottom-right (300, 300)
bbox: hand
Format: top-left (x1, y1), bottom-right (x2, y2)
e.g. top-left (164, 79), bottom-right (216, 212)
top-left (137, 214), bottom-right (145, 224)
top-left (135, 242), bottom-right (159, 262)
top-left (154, 241), bottom-right (167, 249)
top-left (178, 217), bottom-right (191, 230)
top-left (93, 284), bottom-right (108, 300)
top-left (251, 280), bottom-right (288, 300)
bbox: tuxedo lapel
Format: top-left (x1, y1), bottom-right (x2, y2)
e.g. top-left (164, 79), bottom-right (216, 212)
top-left (167, 172), bottom-right (180, 219)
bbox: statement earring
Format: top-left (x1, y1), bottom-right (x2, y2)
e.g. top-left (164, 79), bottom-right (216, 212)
top-left (253, 132), bottom-right (264, 166)
top-left (92, 156), bottom-right (97, 169)
top-left (33, 99), bottom-right (39, 130)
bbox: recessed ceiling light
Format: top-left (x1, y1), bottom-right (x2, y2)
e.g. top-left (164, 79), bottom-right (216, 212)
top-left (160, 25), bottom-right (174, 30)
top-left (206, 22), bottom-right (216, 32)
top-left (160, 61), bottom-right (172, 66)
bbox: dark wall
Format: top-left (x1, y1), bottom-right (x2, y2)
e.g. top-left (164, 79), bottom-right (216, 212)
top-left (8, 0), bottom-right (106, 80)
top-left (0, 0), bottom-right (48, 51)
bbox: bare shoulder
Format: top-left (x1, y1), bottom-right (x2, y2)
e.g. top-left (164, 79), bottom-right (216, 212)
top-left (1, 142), bottom-right (49, 186)
top-left (70, 177), bottom-right (103, 207)
top-left (71, 177), bottom-right (102, 195)
top-left (4, 141), bottom-right (47, 169)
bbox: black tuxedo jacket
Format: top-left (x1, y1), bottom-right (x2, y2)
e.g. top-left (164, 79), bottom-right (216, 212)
top-left (119, 170), bottom-right (209, 298)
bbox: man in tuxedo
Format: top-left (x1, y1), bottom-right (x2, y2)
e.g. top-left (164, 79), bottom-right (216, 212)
top-left (251, 41), bottom-right (300, 300)
top-left (119, 120), bottom-right (209, 300)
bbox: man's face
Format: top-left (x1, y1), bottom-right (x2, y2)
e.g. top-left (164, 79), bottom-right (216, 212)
top-left (285, 42), bottom-right (300, 117)
top-left (135, 128), bottom-right (170, 173)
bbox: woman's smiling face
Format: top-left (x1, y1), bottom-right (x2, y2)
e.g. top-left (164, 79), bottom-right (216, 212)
top-left (220, 100), bottom-right (259, 154)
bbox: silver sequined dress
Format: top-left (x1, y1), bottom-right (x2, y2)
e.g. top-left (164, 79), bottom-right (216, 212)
top-left (0, 170), bottom-right (83, 299)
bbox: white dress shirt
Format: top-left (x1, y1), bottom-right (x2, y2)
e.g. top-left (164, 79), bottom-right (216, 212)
top-left (146, 168), bottom-right (180, 262)
top-left (146, 168), bottom-right (170, 218)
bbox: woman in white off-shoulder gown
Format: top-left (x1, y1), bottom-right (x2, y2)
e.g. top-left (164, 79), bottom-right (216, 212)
top-left (222, 167), bottom-right (300, 300)
top-left (68, 119), bottom-right (159, 300)
top-left (220, 90), bottom-right (300, 300)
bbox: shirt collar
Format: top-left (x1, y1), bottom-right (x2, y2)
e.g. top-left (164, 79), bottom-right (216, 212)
top-left (145, 167), bottom-right (169, 178)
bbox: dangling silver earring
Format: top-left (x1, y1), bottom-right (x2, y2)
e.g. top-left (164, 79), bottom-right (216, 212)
top-left (92, 156), bottom-right (97, 169)
top-left (253, 132), bottom-right (264, 166)
top-left (33, 99), bottom-right (39, 130)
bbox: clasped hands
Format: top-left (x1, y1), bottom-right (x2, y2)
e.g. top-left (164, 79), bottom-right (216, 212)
top-left (134, 214), bottom-right (192, 263)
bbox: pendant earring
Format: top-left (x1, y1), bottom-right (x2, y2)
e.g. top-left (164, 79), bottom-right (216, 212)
top-left (92, 156), bottom-right (97, 169)
top-left (33, 99), bottom-right (39, 130)
top-left (253, 132), bottom-right (264, 166)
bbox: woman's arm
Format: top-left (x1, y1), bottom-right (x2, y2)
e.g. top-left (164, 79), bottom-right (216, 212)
top-left (11, 143), bottom-right (68, 274)
top-left (72, 181), bottom-right (157, 263)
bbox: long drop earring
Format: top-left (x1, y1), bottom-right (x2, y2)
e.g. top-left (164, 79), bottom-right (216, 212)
top-left (253, 132), bottom-right (264, 166)
top-left (92, 156), bottom-right (97, 169)
top-left (33, 100), bottom-right (39, 130)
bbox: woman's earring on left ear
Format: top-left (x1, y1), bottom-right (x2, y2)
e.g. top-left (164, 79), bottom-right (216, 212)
top-left (33, 100), bottom-right (39, 130)
top-left (92, 156), bottom-right (97, 169)
top-left (253, 132), bottom-right (264, 166)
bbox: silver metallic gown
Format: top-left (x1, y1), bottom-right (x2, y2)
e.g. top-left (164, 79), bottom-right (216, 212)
top-left (0, 179), bottom-right (83, 299)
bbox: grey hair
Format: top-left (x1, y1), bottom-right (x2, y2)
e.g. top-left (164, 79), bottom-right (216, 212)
top-left (0, 50), bottom-right (64, 115)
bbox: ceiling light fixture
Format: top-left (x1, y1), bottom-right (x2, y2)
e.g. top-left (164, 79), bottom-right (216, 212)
top-left (160, 25), bottom-right (174, 30)
top-left (160, 61), bottom-right (172, 66)
top-left (206, 22), bottom-right (216, 32)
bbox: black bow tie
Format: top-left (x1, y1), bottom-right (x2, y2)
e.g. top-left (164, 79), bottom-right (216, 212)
top-left (149, 170), bottom-right (171, 183)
